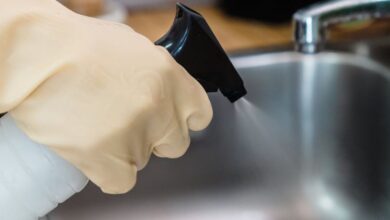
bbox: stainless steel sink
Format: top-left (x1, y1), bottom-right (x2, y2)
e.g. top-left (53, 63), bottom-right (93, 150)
top-left (48, 39), bottom-right (390, 220)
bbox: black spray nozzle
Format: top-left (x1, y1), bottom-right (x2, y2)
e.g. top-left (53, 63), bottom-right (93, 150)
top-left (155, 3), bottom-right (247, 102)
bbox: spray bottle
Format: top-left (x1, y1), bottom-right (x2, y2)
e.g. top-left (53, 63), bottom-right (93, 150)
top-left (0, 3), bottom-right (246, 220)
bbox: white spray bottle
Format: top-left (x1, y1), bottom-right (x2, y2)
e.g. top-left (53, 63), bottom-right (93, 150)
top-left (0, 113), bottom-right (88, 220)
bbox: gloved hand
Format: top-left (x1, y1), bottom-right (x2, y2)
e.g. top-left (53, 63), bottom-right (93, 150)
top-left (0, 0), bottom-right (212, 194)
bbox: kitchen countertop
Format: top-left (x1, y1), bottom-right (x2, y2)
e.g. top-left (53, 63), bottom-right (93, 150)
top-left (126, 6), bottom-right (390, 52)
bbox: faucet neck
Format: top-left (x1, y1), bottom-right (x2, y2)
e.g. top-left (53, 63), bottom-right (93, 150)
top-left (293, 0), bottom-right (390, 53)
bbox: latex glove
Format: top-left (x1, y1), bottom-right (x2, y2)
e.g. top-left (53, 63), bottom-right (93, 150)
top-left (0, 0), bottom-right (212, 194)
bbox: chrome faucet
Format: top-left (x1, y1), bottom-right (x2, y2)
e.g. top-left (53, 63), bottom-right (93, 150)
top-left (293, 0), bottom-right (390, 53)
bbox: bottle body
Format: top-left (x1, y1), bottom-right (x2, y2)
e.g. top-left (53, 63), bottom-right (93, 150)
top-left (0, 114), bottom-right (88, 220)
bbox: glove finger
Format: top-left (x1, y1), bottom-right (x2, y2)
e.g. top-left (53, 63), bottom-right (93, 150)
top-left (155, 45), bottom-right (213, 132)
top-left (152, 120), bottom-right (190, 159)
top-left (177, 66), bottom-right (213, 131)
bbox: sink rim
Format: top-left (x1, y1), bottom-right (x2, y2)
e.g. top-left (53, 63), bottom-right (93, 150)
top-left (231, 51), bottom-right (390, 80)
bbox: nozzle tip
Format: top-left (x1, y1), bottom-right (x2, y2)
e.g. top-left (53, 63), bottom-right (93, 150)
top-left (225, 87), bottom-right (247, 103)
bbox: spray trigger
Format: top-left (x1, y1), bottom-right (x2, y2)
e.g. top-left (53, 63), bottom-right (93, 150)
top-left (156, 3), bottom-right (247, 102)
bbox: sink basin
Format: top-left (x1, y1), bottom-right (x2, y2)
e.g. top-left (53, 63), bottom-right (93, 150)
top-left (49, 47), bottom-right (390, 219)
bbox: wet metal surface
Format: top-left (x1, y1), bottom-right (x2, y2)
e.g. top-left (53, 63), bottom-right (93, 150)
top-left (50, 40), bottom-right (390, 220)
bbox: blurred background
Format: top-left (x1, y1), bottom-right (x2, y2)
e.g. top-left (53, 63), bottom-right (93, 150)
top-left (59, 0), bottom-right (390, 52)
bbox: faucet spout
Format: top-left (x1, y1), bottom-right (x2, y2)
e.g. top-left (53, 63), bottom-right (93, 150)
top-left (293, 0), bottom-right (390, 53)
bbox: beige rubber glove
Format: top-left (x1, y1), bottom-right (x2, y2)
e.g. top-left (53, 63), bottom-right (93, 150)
top-left (0, 0), bottom-right (212, 194)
